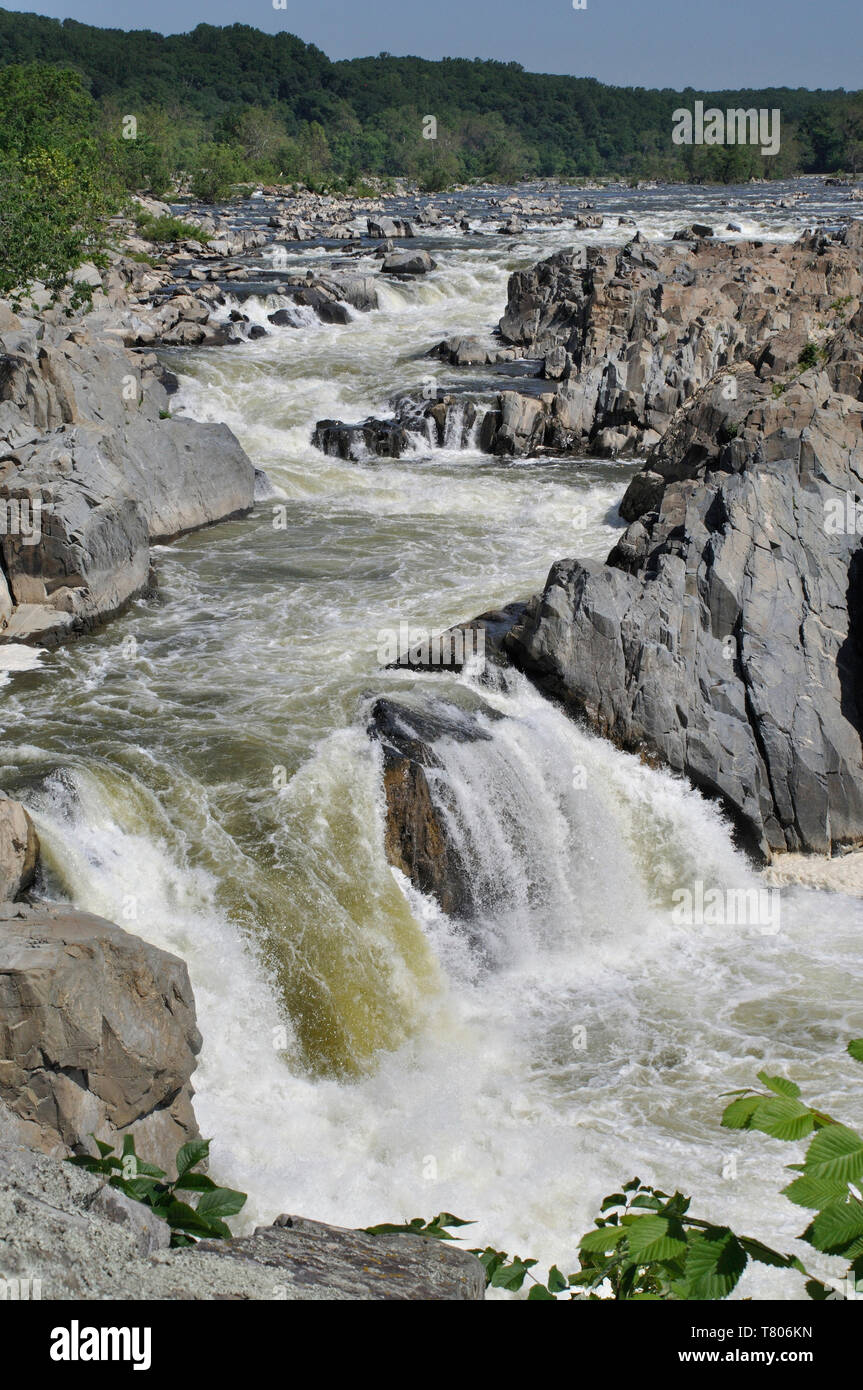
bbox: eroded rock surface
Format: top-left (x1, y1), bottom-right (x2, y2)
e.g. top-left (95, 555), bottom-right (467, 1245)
top-left (0, 904), bottom-right (201, 1171)
top-left (506, 351), bottom-right (863, 856)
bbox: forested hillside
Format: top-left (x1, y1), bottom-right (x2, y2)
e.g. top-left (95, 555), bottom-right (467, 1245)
top-left (0, 8), bottom-right (861, 187)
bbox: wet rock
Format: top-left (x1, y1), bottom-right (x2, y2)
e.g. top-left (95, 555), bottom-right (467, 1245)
top-left (367, 216), bottom-right (414, 239)
top-left (673, 223), bottom-right (715, 240)
top-left (382, 250), bottom-right (437, 276)
top-left (368, 698), bottom-right (494, 917)
top-left (312, 417), bottom-right (408, 460)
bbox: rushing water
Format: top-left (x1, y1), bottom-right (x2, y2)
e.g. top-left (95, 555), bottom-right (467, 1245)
top-left (3, 180), bottom-right (863, 1298)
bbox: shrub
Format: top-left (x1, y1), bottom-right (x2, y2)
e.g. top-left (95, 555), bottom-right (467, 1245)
top-left (68, 1135), bottom-right (247, 1248)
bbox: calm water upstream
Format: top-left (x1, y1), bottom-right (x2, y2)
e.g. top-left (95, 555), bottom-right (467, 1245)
top-left (2, 181), bottom-right (863, 1296)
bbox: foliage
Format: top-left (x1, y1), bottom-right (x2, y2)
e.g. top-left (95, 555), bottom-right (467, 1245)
top-left (67, 1135), bottom-right (247, 1248)
top-left (188, 142), bottom-right (248, 203)
top-left (0, 63), bottom-right (119, 298)
top-left (133, 211), bottom-right (211, 245)
top-left (0, 13), bottom-right (861, 187)
top-left (798, 341), bottom-right (821, 369)
top-left (372, 1041), bottom-right (863, 1300)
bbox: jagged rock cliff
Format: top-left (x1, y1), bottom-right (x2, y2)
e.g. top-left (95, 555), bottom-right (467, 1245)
top-left (506, 340), bottom-right (863, 856)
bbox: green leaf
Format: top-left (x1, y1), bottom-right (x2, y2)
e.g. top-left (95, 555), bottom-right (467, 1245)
top-left (490, 1258), bottom-right (537, 1290)
top-left (684, 1228), bottom-right (748, 1300)
top-left (806, 1200), bottom-right (863, 1255)
top-left (195, 1186), bottom-right (247, 1221)
top-left (579, 1225), bottom-right (627, 1254)
top-left (175, 1139), bottom-right (210, 1179)
top-left (173, 1172), bottom-right (218, 1193)
top-left (847, 1040), bottom-right (863, 1065)
top-left (783, 1172), bottom-right (850, 1209)
top-left (721, 1095), bottom-right (762, 1129)
top-left (738, 1237), bottom-right (798, 1269)
top-left (626, 1216), bottom-right (688, 1264)
top-left (802, 1124), bottom-right (863, 1186)
top-left (161, 1198), bottom-right (220, 1237)
top-left (756, 1071), bottom-right (801, 1100)
top-left (527, 1283), bottom-right (557, 1300)
top-left (547, 1265), bottom-right (568, 1293)
top-left (748, 1096), bottom-right (817, 1142)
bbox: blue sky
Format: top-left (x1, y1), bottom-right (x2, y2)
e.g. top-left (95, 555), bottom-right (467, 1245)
top-left (5, 0), bottom-right (861, 90)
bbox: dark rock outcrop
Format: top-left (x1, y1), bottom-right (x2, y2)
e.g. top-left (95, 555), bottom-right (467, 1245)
top-left (369, 699), bottom-right (494, 916)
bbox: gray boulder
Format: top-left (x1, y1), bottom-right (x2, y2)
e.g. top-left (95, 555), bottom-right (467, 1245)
top-left (0, 903), bottom-right (202, 1171)
top-left (0, 324), bottom-right (255, 644)
top-left (382, 250), bottom-right (437, 276)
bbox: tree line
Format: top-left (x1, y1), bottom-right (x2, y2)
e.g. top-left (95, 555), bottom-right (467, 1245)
top-left (0, 9), bottom-right (861, 194)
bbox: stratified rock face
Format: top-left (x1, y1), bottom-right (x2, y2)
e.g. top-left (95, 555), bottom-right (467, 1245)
top-left (0, 904), bottom-right (202, 1173)
top-left (506, 357), bottom-right (863, 857)
top-left (0, 799), bottom-right (39, 901)
top-left (368, 699), bottom-right (494, 917)
top-left (0, 1136), bottom-right (485, 1300)
top-left (0, 320), bottom-right (256, 645)
top-left (497, 225), bottom-right (863, 457)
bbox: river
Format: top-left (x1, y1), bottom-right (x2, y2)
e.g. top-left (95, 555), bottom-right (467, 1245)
top-left (2, 180), bottom-right (863, 1297)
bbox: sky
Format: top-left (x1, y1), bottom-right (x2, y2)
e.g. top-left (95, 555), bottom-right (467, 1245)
top-left (4, 0), bottom-right (861, 91)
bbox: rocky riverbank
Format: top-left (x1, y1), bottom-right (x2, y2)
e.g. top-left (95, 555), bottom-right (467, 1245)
top-left (373, 218), bottom-right (863, 897)
top-left (5, 186), bottom-right (863, 1300)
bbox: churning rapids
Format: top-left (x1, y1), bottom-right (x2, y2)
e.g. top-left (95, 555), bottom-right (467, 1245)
top-left (4, 183), bottom-right (863, 1298)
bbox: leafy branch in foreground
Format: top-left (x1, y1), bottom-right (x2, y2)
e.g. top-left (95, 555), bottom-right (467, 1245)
top-left (68, 1135), bottom-right (247, 1248)
top-left (366, 1040), bottom-right (863, 1300)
